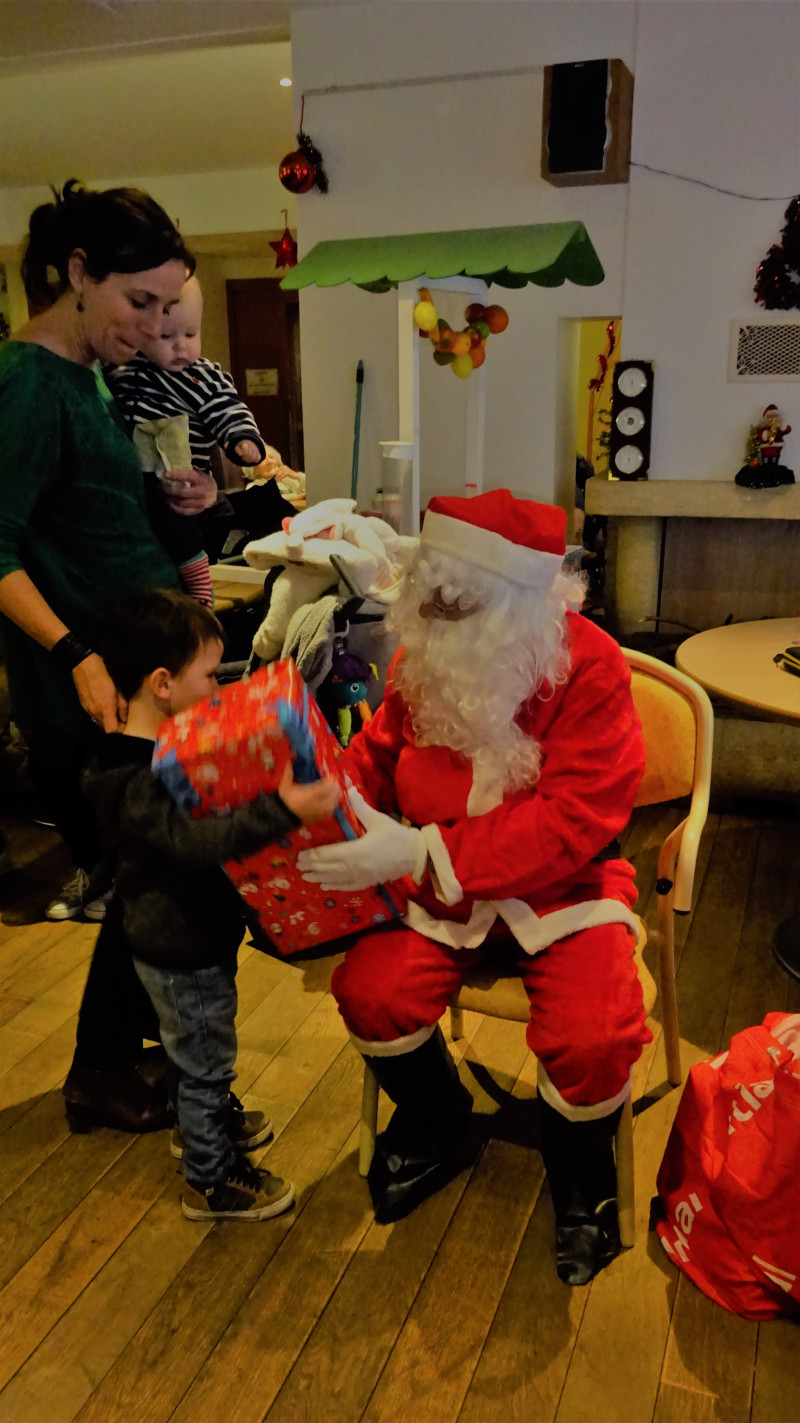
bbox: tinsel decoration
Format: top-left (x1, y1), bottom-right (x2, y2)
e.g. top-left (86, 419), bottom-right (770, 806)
top-left (754, 196), bottom-right (800, 309)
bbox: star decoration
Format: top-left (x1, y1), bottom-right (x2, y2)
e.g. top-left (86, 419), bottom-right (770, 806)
top-left (270, 223), bottom-right (298, 270)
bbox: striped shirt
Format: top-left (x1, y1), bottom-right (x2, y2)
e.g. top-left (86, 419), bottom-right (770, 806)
top-left (105, 354), bottom-right (267, 476)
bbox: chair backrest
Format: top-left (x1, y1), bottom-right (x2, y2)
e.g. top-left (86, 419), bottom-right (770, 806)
top-left (621, 647), bottom-right (714, 912)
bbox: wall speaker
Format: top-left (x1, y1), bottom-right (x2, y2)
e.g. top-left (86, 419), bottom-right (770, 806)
top-left (608, 360), bottom-right (654, 480)
top-left (541, 58), bottom-right (633, 187)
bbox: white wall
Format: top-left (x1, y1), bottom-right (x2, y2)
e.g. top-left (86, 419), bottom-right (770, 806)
top-left (291, 1), bottom-right (800, 505)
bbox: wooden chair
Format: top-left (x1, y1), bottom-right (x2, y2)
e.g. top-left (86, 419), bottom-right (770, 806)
top-left (359, 647), bottom-right (714, 1247)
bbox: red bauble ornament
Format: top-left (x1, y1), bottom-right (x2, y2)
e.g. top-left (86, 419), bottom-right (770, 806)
top-left (269, 224), bottom-right (298, 270)
top-left (279, 150), bottom-right (315, 195)
top-left (278, 120), bottom-right (329, 197)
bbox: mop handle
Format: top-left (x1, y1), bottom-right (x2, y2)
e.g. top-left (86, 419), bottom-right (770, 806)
top-left (350, 360), bottom-right (364, 503)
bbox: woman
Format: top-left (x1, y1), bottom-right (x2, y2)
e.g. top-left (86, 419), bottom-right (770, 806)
top-left (0, 180), bottom-right (217, 1130)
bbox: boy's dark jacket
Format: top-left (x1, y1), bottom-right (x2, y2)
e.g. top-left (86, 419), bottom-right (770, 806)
top-left (83, 734), bottom-right (298, 970)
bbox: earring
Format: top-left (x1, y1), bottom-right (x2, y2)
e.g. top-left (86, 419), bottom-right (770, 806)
top-left (76, 297), bottom-right (84, 313)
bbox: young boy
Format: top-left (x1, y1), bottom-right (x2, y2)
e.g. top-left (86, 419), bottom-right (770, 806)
top-left (105, 276), bottom-right (289, 605)
top-left (83, 589), bottom-right (339, 1221)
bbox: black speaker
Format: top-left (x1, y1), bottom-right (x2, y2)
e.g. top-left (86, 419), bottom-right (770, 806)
top-left (542, 59), bottom-right (633, 187)
top-left (608, 361), bottom-right (654, 481)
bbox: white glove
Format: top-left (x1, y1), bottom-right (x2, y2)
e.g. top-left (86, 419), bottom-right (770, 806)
top-left (297, 789), bottom-right (428, 891)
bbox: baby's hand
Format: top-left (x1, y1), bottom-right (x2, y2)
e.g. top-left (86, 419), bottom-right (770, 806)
top-left (278, 766), bottom-right (340, 825)
top-left (235, 439), bottom-right (265, 466)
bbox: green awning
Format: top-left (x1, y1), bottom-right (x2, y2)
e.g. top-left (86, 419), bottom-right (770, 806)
top-left (280, 221), bottom-right (604, 293)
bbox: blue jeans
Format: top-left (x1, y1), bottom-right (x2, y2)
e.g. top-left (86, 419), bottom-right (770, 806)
top-left (133, 954), bottom-right (238, 1186)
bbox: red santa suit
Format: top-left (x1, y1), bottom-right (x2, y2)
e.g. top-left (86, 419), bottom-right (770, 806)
top-left (329, 598), bottom-right (650, 1122)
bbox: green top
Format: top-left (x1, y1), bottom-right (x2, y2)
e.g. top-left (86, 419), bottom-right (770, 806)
top-left (280, 222), bottom-right (605, 293)
top-left (0, 341), bottom-right (178, 736)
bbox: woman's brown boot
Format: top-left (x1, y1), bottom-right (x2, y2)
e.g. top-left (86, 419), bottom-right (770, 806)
top-left (63, 1062), bottom-right (173, 1134)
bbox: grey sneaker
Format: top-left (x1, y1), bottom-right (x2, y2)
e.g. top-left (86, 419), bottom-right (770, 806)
top-left (171, 1092), bottom-right (273, 1160)
top-left (46, 868), bottom-right (90, 921)
top-left (84, 887), bottom-right (114, 922)
top-left (181, 1156), bottom-right (295, 1222)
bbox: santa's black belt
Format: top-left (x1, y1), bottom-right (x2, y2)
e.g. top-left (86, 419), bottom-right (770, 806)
top-left (592, 838), bottom-right (622, 863)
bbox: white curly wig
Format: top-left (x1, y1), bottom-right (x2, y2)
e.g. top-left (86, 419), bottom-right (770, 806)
top-left (387, 546), bottom-right (585, 796)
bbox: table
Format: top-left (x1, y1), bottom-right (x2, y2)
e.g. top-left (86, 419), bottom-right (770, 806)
top-left (675, 617), bottom-right (800, 725)
top-left (210, 577), bottom-right (265, 615)
top-left (676, 618), bottom-right (800, 980)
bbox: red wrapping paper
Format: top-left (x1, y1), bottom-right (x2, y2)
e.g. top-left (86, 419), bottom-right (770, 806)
top-left (152, 660), bottom-right (402, 954)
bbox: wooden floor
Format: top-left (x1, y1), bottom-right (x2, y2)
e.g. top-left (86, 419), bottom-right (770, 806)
top-left (0, 798), bottom-right (799, 1423)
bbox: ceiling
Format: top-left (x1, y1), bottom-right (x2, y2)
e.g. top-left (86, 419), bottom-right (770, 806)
top-left (0, 2), bottom-right (293, 73)
top-left (0, 2), bottom-right (315, 186)
top-left (0, 39), bottom-right (296, 184)
top-left (0, 1), bottom-right (370, 191)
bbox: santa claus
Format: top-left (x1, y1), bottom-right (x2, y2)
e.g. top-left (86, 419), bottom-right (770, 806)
top-left (299, 489), bottom-right (650, 1285)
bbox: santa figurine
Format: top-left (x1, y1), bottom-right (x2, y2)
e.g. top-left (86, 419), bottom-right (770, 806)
top-left (736, 403), bottom-right (794, 488)
top-left (757, 403), bottom-right (791, 464)
top-left (299, 489), bottom-right (650, 1286)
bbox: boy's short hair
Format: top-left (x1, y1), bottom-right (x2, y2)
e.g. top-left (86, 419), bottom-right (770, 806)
top-left (102, 589), bottom-right (224, 701)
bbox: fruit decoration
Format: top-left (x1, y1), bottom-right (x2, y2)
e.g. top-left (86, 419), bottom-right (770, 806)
top-left (269, 210), bottom-right (298, 269)
top-left (412, 289), bottom-right (509, 378)
top-left (278, 98), bottom-right (329, 196)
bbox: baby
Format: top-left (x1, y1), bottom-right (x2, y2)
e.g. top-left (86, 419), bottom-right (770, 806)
top-left (106, 276), bottom-right (285, 604)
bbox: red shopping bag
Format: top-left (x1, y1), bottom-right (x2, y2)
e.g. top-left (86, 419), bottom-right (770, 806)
top-left (656, 1012), bottom-right (800, 1320)
top-left (152, 660), bottom-right (403, 954)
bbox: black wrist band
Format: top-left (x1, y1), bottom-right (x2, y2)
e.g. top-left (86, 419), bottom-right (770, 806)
top-left (51, 632), bottom-right (94, 671)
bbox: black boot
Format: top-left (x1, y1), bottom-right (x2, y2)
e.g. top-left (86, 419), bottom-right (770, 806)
top-left (538, 1096), bottom-right (622, 1287)
top-left (364, 1027), bottom-right (473, 1224)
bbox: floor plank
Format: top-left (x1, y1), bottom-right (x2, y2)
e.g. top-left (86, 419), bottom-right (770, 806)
top-left (0, 1125), bottom-right (135, 1290)
top-left (0, 1014), bottom-right (78, 1137)
top-left (359, 1137), bottom-right (536, 1423)
top-left (0, 1185), bottom-right (202, 1423)
top-left (751, 1317), bottom-right (800, 1423)
top-left (0, 919), bottom-right (85, 990)
top-left (0, 1131), bottom-right (173, 1391)
top-left (0, 799), bottom-right (798, 1422)
top-left (72, 1045), bottom-right (364, 1423)
top-left (263, 1014), bottom-right (527, 1423)
top-left (654, 1275), bottom-right (757, 1423)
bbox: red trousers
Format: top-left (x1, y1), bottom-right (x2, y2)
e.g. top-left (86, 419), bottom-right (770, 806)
top-left (331, 921), bottom-right (651, 1111)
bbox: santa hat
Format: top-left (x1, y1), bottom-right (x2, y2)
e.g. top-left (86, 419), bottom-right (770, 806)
top-left (420, 489), bottom-right (566, 590)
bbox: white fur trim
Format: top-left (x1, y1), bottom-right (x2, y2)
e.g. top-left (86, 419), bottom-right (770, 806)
top-left (466, 767), bottom-right (504, 816)
top-left (405, 897), bottom-right (497, 948)
top-left (348, 1022), bottom-right (436, 1057)
top-left (494, 898), bottom-right (640, 957)
top-left (420, 824), bottom-right (463, 906)
top-left (421, 509), bottom-right (563, 590)
top-left (404, 895), bottom-right (639, 956)
top-left (537, 1061), bottom-right (632, 1122)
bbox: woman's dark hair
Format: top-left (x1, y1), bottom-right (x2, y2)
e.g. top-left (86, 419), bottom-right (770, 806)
top-left (21, 178), bottom-right (195, 309)
top-left (102, 589), bottom-right (223, 702)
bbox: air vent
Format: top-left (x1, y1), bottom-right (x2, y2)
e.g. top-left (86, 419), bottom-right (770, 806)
top-left (729, 319), bottom-right (800, 381)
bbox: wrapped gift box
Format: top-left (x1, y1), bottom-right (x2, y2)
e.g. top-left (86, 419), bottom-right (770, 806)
top-left (152, 660), bottom-right (402, 954)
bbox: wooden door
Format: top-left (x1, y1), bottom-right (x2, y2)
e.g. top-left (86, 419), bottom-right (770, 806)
top-left (225, 278), bottom-right (304, 470)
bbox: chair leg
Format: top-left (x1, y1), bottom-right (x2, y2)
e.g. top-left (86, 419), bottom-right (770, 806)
top-left (657, 896), bottom-right (683, 1087)
top-left (449, 1004), bottom-right (465, 1041)
top-left (615, 1094), bottom-right (635, 1249)
top-left (359, 1061), bottom-right (379, 1177)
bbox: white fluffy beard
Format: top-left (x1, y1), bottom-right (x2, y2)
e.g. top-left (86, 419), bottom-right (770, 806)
top-left (387, 550), bottom-right (584, 796)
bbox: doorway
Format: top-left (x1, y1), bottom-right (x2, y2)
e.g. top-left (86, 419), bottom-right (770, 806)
top-left (226, 277), bottom-right (304, 474)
